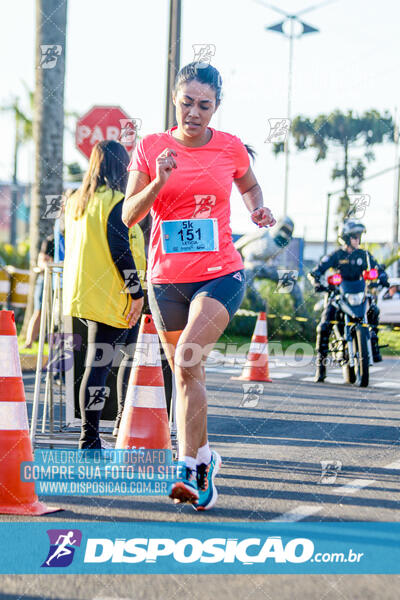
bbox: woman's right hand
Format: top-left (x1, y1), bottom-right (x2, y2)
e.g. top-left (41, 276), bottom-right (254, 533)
top-left (155, 148), bottom-right (177, 186)
top-left (126, 296), bottom-right (144, 328)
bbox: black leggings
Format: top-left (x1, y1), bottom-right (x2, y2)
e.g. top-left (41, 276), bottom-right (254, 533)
top-left (79, 320), bottom-right (139, 449)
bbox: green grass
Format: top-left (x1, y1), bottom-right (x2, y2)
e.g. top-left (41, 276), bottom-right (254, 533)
top-left (15, 321), bottom-right (49, 355)
top-left (379, 328), bottom-right (400, 356)
top-left (17, 338), bottom-right (49, 356)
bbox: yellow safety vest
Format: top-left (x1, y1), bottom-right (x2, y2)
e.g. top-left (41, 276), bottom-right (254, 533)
top-left (129, 224), bottom-right (146, 285)
top-left (63, 186), bottom-right (145, 328)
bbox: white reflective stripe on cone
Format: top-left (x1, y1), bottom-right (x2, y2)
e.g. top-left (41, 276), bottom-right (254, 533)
top-left (0, 402), bottom-right (29, 430)
top-left (125, 385), bottom-right (166, 409)
top-left (133, 334), bottom-right (161, 367)
top-left (249, 342), bottom-right (268, 355)
top-left (0, 336), bottom-right (22, 378)
top-left (0, 280), bottom-right (10, 293)
top-left (254, 318), bottom-right (267, 337)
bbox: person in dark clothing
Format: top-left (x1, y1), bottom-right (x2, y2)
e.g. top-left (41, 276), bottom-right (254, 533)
top-left (308, 220), bottom-right (389, 382)
top-left (23, 234), bottom-right (60, 349)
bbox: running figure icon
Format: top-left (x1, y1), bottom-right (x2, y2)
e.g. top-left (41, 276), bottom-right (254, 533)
top-left (46, 531), bottom-right (77, 566)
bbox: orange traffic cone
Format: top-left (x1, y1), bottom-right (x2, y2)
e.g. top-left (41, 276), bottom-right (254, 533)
top-left (232, 311), bottom-right (272, 383)
top-left (0, 310), bottom-right (60, 515)
top-left (116, 314), bottom-right (172, 450)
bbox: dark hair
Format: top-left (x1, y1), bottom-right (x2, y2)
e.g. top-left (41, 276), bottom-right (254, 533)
top-left (173, 62), bottom-right (223, 105)
top-left (71, 140), bottom-right (129, 219)
top-left (244, 144), bottom-right (257, 162)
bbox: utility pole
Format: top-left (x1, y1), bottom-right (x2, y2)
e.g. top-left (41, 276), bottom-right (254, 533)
top-left (393, 110), bottom-right (399, 276)
top-left (323, 192), bottom-right (331, 256)
top-left (165, 0), bottom-right (181, 130)
top-left (21, 0), bottom-right (67, 338)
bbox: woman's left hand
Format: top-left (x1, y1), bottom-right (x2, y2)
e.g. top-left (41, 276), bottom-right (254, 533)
top-left (126, 296), bottom-right (144, 328)
top-left (251, 206), bottom-right (276, 228)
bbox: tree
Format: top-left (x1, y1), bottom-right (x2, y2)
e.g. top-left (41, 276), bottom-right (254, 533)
top-left (0, 86), bottom-right (34, 245)
top-left (65, 162), bottom-right (85, 182)
top-left (21, 0), bottom-right (67, 338)
top-left (274, 109), bottom-right (394, 220)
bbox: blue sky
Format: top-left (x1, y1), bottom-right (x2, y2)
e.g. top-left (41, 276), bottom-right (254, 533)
top-left (1, 0), bottom-right (400, 241)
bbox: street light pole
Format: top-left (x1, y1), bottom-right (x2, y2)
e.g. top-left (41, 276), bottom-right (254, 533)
top-left (165, 0), bottom-right (181, 130)
top-left (283, 18), bottom-right (295, 217)
top-left (392, 111), bottom-right (399, 276)
top-left (259, 0), bottom-right (336, 216)
top-left (323, 192), bottom-right (331, 256)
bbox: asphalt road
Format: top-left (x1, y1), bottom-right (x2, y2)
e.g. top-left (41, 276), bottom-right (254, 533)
top-left (1, 354), bottom-right (400, 599)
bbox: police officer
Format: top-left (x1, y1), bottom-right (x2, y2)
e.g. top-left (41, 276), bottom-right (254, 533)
top-left (308, 220), bottom-right (389, 382)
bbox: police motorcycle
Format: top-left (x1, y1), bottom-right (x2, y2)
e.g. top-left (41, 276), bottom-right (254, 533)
top-left (319, 267), bottom-right (380, 387)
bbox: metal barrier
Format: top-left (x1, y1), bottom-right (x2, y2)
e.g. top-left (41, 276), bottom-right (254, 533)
top-left (30, 262), bottom-right (68, 448)
top-left (29, 263), bottom-right (178, 453)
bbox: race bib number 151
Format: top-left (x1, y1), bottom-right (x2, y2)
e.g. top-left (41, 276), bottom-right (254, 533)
top-left (161, 218), bottom-right (219, 254)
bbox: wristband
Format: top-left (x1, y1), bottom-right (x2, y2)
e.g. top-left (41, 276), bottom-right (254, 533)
top-left (251, 207), bottom-right (263, 214)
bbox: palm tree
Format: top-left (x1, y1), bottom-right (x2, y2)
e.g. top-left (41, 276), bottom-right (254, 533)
top-left (0, 87), bottom-right (34, 245)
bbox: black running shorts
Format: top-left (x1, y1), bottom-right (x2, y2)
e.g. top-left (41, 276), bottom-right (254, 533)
top-left (148, 270), bottom-right (246, 332)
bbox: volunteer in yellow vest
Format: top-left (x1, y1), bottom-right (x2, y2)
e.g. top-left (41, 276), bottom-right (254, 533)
top-left (63, 140), bottom-right (144, 449)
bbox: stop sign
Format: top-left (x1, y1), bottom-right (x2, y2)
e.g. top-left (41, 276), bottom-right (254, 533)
top-left (75, 105), bottom-right (136, 159)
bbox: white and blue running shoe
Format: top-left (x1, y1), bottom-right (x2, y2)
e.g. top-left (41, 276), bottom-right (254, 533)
top-left (169, 464), bottom-right (199, 504)
top-left (194, 450), bottom-right (222, 511)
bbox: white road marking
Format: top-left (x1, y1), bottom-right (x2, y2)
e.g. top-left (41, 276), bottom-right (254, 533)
top-left (300, 375), bottom-right (399, 388)
top-left (206, 366), bottom-right (293, 378)
top-left (269, 505), bottom-right (322, 522)
top-left (333, 458), bottom-right (400, 495)
top-left (301, 376), bottom-right (345, 385)
top-left (206, 366), bottom-right (243, 374)
top-left (372, 381), bottom-right (399, 389)
top-left (333, 478), bottom-right (375, 495)
top-left (268, 372), bottom-right (292, 379)
top-left (269, 459), bottom-right (400, 523)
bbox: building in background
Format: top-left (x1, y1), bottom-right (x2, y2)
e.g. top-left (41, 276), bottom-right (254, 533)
top-left (0, 181), bottom-right (30, 243)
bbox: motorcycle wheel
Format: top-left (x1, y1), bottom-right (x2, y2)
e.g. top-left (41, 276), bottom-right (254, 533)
top-left (354, 326), bottom-right (369, 387)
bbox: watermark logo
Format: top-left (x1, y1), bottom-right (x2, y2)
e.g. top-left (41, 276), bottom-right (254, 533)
top-left (41, 529), bottom-right (82, 567)
top-left (47, 333), bottom-right (82, 374)
top-left (119, 118), bottom-right (142, 146)
top-left (192, 194), bottom-right (216, 218)
top-left (347, 194), bottom-right (370, 219)
top-left (39, 45), bottom-right (62, 69)
top-left (265, 118), bottom-right (291, 143)
top-left (86, 386), bottom-right (110, 411)
top-left (276, 270), bottom-right (298, 293)
top-left (319, 460), bottom-right (342, 484)
top-left (84, 535), bottom-right (315, 564)
top-left (192, 44), bottom-right (216, 66)
top-left (42, 195), bottom-right (64, 219)
top-left (121, 269), bottom-right (144, 294)
top-left (240, 383), bottom-right (264, 408)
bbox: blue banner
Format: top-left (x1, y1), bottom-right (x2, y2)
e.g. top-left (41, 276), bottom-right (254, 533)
top-left (0, 522), bottom-right (399, 574)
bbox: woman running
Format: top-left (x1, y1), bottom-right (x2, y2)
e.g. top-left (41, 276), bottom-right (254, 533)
top-left (123, 62), bottom-right (275, 509)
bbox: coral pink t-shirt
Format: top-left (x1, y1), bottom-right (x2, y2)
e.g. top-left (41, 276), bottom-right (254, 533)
top-left (128, 127), bottom-right (250, 284)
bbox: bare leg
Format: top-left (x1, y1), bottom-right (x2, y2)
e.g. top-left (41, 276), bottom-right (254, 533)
top-left (174, 296), bottom-right (229, 459)
top-left (23, 310), bottom-right (41, 348)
